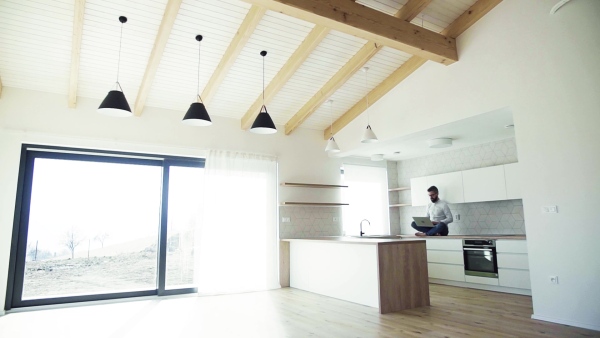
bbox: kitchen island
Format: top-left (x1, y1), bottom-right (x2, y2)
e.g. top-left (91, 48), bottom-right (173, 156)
top-left (281, 237), bottom-right (429, 314)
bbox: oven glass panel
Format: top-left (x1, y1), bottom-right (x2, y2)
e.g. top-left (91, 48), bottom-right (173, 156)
top-left (464, 250), bottom-right (496, 273)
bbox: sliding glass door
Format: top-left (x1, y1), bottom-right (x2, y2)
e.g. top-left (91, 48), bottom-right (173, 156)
top-left (6, 146), bottom-right (204, 309)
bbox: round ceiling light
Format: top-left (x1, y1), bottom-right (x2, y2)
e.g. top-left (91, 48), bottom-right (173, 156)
top-left (371, 154), bottom-right (384, 161)
top-left (428, 138), bottom-right (453, 148)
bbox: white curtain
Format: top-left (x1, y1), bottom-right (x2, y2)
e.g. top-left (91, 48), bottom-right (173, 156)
top-left (195, 150), bottom-right (279, 295)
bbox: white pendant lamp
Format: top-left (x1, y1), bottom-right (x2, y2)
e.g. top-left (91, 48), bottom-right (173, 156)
top-left (182, 35), bottom-right (212, 126)
top-left (325, 99), bottom-right (340, 153)
top-left (250, 51), bottom-right (277, 134)
top-left (360, 67), bottom-right (378, 143)
top-left (98, 16), bottom-right (132, 117)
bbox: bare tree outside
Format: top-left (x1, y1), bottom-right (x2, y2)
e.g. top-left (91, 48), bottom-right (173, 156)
top-left (64, 228), bottom-right (83, 259)
top-left (94, 232), bottom-right (110, 248)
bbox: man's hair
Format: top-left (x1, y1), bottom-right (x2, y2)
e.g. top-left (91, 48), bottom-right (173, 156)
top-left (427, 186), bottom-right (438, 193)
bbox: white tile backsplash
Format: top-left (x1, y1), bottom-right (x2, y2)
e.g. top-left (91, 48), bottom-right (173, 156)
top-left (279, 206), bottom-right (342, 238)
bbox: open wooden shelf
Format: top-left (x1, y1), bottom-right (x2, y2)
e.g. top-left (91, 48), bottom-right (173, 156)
top-left (389, 203), bottom-right (412, 207)
top-left (281, 182), bottom-right (348, 188)
top-left (281, 202), bottom-right (349, 206)
top-left (388, 187), bottom-right (411, 192)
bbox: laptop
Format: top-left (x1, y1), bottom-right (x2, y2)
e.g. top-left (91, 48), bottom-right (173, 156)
top-left (413, 216), bottom-right (434, 227)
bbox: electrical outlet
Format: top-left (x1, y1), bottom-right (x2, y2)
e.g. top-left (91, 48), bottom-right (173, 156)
top-left (333, 217), bottom-right (339, 222)
top-left (549, 275), bottom-right (559, 284)
top-left (542, 205), bottom-right (559, 213)
top-left (456, 214), bottom-right (460, 221)
top-left (282, 217), bottom-right (290, 223)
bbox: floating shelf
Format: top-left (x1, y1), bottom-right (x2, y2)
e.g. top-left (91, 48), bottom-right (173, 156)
top-left (389, 203), bottom-right (412, 207)
top-left (281, 182), bottom-right (348, 188)
top-left (281, 202), bottom-right (349, 206)
top-left (388, 187), bottom-right (411, 192)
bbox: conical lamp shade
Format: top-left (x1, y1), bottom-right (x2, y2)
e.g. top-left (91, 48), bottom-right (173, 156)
top-left (250, 105), bottom-right (277, 134)
top-left (98, 90), bottom-right (132, 117)
top-left (325, 137), bottom-right (340, 152)
top-left (182, 102), bottom-right (212, 126)
top-left (361, 124), bottom-right (378, 143)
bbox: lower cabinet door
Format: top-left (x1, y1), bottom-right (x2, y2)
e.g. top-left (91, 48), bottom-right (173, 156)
top-left (498, 268), bottom-right (531, 289)
top-left (465, 275), bottom-right (499, 286)
top-left (428, 263), bottom-right (465, 282)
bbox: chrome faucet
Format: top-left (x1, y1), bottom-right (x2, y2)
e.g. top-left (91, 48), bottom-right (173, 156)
top-left (360, 219), bottom-right (370, 237)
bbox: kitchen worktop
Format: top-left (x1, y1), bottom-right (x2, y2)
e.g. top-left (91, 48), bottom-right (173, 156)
top-left (401, 234), bottom-right (526, 240)
top-left (282, 236), bottom-right (423, 245)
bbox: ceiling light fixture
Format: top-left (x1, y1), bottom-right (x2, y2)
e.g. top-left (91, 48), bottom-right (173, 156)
top-left (98, 16), bottom-right (132, 117)
top-left (428, 138), bottom-right (453, 148)
top-left (371, 154), bottom-right (384, 161)
top-left (182, 35), bottom-right (212, 126)
top-left (361, 67), bottom-right (378, 143)
top-left (250, 50), bottom-right (277, 134)
top-left (325, 99), bottom-right (340, 153)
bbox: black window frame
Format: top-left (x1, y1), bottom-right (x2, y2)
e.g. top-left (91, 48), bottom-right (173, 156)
top-left (5, 144), bottom-right (205, 310)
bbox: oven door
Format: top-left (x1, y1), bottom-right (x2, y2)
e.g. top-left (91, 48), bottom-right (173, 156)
top-left (463, 247), bottom-right (498, 278)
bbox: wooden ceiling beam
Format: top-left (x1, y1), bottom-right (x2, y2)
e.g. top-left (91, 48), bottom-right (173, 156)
top-left (285, 42), bottom-right (382, 135)
top-left (323, 0), bottom-right (503, 139)
top-left (242, 0), bottom-right (457, 65)
top-left (395, 0), bottom-right (433, 22)
top-left (240, 25), bottom-right (331, 130)
top-left (68, 0), bottom-right (85, 108)
top-left (133, 0), bottom-right (183, 116)
top-left (201, 6), bottom-right (266, 105)
top-left (323, 56), bottom-right (426, 139)
top-left (442, 0), bottom-right (502, 38)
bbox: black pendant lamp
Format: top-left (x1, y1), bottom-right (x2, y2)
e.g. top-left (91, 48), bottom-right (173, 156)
top-left (182, 35), bottom-right (212, 126)
top-left (98, 16), bottom-right (132, 117)
top-left (250, 51), bottom-right (277, 134)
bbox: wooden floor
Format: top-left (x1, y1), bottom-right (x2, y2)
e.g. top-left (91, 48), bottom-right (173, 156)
top-left (0, 284), bottom-right (598, 337)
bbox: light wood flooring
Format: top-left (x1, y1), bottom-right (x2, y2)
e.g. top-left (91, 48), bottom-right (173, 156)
top-left (0, 284), bottom-right (598, 337)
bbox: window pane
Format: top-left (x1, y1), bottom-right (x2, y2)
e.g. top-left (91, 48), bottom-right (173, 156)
top-left (165, 166), bottom-right (204, 289)
top-left (23, 158), bottom-right (162, 299)
top-left (342, 165), bottom-right (390, 236)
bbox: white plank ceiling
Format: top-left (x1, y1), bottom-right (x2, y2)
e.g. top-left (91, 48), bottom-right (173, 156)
top-left (0, 0), bottom-right (479, 132)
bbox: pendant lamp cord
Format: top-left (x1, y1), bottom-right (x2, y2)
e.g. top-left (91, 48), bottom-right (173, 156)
top-left (262, 54), bottom-right (265, 106)
top-left (364, 68), bottom-right (369, 125)
top-left (329, 100), bottom-right (334, 138)
top-left (116, 21), bottom-right (124, 87)
top-left (197, 39), bottom-right (202, 102)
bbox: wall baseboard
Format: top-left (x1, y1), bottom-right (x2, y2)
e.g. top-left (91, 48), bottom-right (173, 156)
top-left (531, 314), bottom-right (600, 332)
top-left (0, 310), bottom-right (5, 316)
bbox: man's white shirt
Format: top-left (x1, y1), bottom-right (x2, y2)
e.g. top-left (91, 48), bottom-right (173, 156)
top-left (426, 199), bottom-right (453, 224)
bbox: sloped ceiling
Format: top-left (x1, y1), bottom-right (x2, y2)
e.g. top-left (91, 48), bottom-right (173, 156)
top-left (0, 0), bottom-right (502, 150)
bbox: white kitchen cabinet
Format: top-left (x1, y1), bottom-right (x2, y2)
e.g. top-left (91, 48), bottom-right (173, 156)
top-left (462, 166), bottom-right (507, 202)
top-left (410, 176), bottom-right (430, 206)
top-left (498, 269), bottom-right (531, 289)
top-left (465, 275), bottom-right (499, 286)
top-left (427, 171), bottom-right (465, 203)
top-left (504, 163), bottom-right (522, 199)
top-left (428, 263), bottom-right (465, 282)
top-left (426, 239), bottom-right (464, 282)
top-left (496, 239), bottom-right (530, 290)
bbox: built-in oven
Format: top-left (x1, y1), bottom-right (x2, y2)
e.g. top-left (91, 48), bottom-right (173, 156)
top-left (463, 239), bottom-right (498, 278)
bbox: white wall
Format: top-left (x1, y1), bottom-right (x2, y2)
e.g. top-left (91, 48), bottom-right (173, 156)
top-left (335, 0), bottom-right (600, 330)
top-left (0, 87), bottom-right (345, 309)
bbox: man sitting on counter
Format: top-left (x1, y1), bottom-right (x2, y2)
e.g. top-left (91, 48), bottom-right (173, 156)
top-left (412, 186), bottom-right (453, 236)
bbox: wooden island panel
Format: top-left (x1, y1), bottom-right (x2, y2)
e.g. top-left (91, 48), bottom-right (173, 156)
top-left (377, 241), bottom-right (430, 313)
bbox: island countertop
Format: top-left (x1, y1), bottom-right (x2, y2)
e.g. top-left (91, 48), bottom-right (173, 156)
top-left (281, 236), bottom-right (424, 245)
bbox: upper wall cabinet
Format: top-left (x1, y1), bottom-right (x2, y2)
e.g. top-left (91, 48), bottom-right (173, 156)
top-left (427, 172), bottom-right (465, 204)
top-left (410, 163), bottom-right (521, 205)
top-left (462, 166), bottom-right (507, 202)
top-left (410, 177), bottom-right (429, 206)
top-left (504, 162), bottom-right (522, 199)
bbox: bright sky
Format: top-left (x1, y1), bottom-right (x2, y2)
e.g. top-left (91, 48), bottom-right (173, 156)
top-left (26, 158), bottom-right (202, 255)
